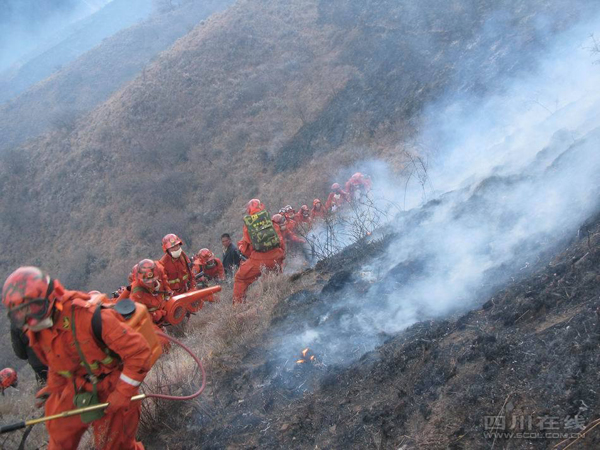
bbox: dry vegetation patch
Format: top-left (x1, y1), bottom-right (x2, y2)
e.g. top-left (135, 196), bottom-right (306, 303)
top-left (139, 271), bottom-right (308, 439)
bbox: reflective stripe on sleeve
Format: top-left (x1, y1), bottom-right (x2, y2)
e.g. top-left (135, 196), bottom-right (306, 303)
top-left (119, 373), bottom-right (142, 387)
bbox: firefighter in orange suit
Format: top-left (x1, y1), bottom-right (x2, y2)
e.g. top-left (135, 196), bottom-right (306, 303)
top-left (159, 234), bottom-right (196, 295)
top-left (325, 183), bottom-right (350, 212)
top-left (192, 249), bottom-right (225, 283)
top-left (311, 199), bottom-right (326, 221)
top-left (233, 199), bottom-right (285, 303)
top-left (129, 259), bottom-right (172, 349)
top-left (2, 266), bottom-right (153, 450)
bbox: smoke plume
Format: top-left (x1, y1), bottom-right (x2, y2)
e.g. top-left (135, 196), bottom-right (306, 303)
top-left (277, 12), bottom-right (600, 366)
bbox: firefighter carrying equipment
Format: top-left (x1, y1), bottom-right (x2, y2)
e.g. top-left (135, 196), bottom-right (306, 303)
top-left (243, 209), bottom-right (281, 253)
top-left (92, 298), bottom-right (162, 368)
top-left (0, 331), bottom-right (207, 435)
top-left (71, 297), bottom-right (162, 423)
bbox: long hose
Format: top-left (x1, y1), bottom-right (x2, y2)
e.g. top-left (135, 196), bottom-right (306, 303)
top-left (147, 331), bottom-right (206, 400)
top-left (0, 331), bottom-right (206, 434)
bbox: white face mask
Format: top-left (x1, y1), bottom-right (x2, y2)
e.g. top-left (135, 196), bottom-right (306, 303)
top-left (28, 316), bottom-right (54, 332)
top-left (170, 248), bottom-right (182, 258)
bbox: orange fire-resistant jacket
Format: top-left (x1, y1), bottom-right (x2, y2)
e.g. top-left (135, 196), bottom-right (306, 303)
top-left (325, 190), bottom-right (350, 211)
top-left (129, 280), bottom-right (171, 323)
top-left (159, 251), bottom-right (196, 294)
top-left (192, 257), bottom-right (225, 281)
top-left (28, 291), bottom-right (152, 396)
top-left (311, 206), bottom-right (326, 220)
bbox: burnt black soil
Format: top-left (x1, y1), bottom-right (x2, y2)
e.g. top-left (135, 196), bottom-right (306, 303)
top-left (147, 206), bottom-right (600, 449)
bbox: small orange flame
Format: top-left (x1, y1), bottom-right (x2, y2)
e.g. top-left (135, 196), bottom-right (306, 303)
top-left (310, 355), bottom-right (316, 361)
top-left (301, 348), bottom-right (309, 357)
top-left (296, 359), bottom-right (305, 364)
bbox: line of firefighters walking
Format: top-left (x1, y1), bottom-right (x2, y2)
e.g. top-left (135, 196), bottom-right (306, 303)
top-left (0, 172), bottom-right (371, 449)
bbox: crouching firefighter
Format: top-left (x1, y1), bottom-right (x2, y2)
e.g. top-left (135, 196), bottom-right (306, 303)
top-left (2, 266), bottom-right (160, 450)
top-left (233, 199), bottom-right (285, 303)
top-left (129, 259), bottom-right (172, 350)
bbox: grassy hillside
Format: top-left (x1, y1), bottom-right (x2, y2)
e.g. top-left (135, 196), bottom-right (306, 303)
top-left (0, 0), bottom-right (234, 152)
top-left (0, 0), bottom-right (597, 295)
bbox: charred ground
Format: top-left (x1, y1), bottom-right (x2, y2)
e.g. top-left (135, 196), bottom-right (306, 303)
top-left (147, 187), bottom-right (600, 448)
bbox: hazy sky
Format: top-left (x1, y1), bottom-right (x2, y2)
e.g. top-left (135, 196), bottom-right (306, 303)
top-left (0, 0), bottom-right (111, 71)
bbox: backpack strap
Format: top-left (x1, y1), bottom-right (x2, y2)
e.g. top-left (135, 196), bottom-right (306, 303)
top-left (92, 305), bottom-right (104, 348)
top-left (71, 308), bottom-right (99, 387)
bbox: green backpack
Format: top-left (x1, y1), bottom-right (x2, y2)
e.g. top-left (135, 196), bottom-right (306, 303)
top-left (243, 209), bottom-right (280, 252)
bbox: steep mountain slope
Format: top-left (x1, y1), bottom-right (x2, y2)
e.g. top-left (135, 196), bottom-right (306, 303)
top-left (0, 0), bottom-right (153, 104)
top-left (0, 0), bottom-right (234, 152)
top-left (147, 129), bottom-right (600, 449)
top-left (0, 0), bottom-right (596, 296)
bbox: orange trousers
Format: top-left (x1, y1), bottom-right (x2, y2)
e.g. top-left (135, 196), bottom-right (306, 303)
top-left (233, 249), bottom-right (284, 303)
top-left (45, 372), bottom-right (144, 450)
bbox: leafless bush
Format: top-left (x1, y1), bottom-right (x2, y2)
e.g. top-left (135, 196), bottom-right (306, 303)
top-left (401, 152), bottom-right (433, 209)
top-left (300, 193), bottom-right (394, 261)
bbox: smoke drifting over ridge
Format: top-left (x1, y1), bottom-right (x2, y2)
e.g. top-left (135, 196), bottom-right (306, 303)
top-left (0, 0), bottom-right (112, 71)
top-left (277, 12), bottom-right (600, 365)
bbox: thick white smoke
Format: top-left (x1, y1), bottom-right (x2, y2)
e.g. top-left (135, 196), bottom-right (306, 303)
top-left (278, 12), bottom-right (600, 364)
top-left (0, 0), bottom-right (112, 72)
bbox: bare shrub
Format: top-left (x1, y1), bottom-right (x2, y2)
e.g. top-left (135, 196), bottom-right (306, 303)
top-left (300, 194), bottom-right (393, 261)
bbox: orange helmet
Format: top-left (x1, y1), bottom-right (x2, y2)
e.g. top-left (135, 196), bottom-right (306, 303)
top-left (246, 199), bottom-right (264, 215)
top-left (2, 267), bottom-right (60, 329)
top-left (197, 248), bottom-right (214, 263)
top-left (313, 199), bottom-right (321, 206)
top-left (162, 234), bottom-right (183, 252)
top-left (136, 259), bottom-right (160, 290)
top-left (0, 368), bottom-right (17, 390)
top-left (331, 183), bottom-right (341, 191)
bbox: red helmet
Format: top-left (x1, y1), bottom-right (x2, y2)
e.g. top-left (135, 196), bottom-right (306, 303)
top-left (136, 259), bottom-right (160, 289)
top-left (331, 183), bottom-right (341, 191)
top-left (0, 368), bottom-right (17, 390)
top-left (271, 214), bottom-right (285, 224)
top-left (246, 199), bottom-right (264, 215)
top-left (352, 172), bottom-right (363, 179)
top-left (313, 199), bottom-right (321, 206)
top-left (2, 267), bottom-right (60, 329)
top-left (162, 234), bottom-right (183, 252)
top-left (197, 248), bottom-right (214, 263)
top-left (300, 205), bottom-right (309, 212)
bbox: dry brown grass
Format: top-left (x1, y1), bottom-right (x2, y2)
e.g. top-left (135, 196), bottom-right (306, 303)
top-left (0, 270), bottom-right (303, 448)
top-left (0, 370), bottom-right (49, 449)
top-left (138, 270), bottom-right (306, 437)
